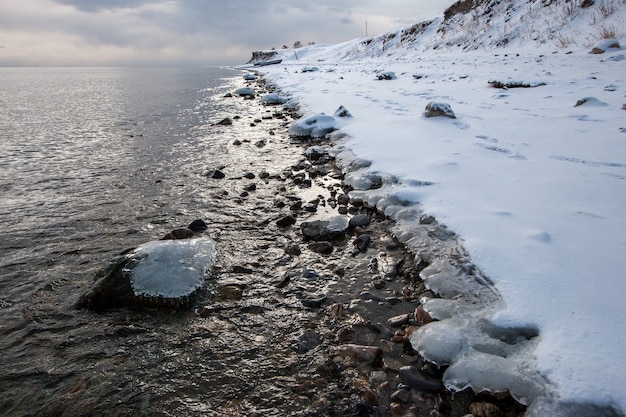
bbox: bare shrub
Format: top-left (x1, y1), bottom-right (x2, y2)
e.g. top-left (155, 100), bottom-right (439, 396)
top-left (598, 23), bottom-right (618, 38)
top-left (597, 0), bottom-right (618, 17)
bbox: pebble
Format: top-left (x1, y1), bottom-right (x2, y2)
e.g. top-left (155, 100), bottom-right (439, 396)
top-left (399, 366), bottom-right (441, 391)
top-left (187, 219), bottom-right (208, 232)
top-left (349, 214), bottom-right (370, 228)
top-left (308, 241), bottom-right (334, 255)
top-left (353, 234), bottom-right (371, 252)
top-left (276, 215), bottom-right (296, 228)
top-left (387, 314), bottom-right (410, 328)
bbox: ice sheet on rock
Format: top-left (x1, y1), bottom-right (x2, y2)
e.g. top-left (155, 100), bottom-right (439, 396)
top-left (123, 238), bottom-right (216, 298)
top-left (261, 92), bottom-right (288, 105)
top-left (288, 113), bottom-right (339, 138)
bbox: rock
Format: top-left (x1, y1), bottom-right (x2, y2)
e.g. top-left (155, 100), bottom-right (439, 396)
top-left (337, 194), bottom-right (350, 205)
top-left (298, 329), bottom-right (322, 353)
top-left (288, 113), bottom-right (337, 138)
top-left (244, 183), bottom-right (257, 192)
top-left (590, 39), bottom-right (621, 54)
top-left (423, 102), bottom-right (456, 119)
top-left (261, 93), bottom-right (288, 105)
top-left (387, 314), bottom-right (410, 328)
top-left (469, 402), bottom-right (502, 417)
top-left (301, 294), bottom-right (327, 308)
top-left (161, 228), bottom-right (194, 240)
top-left (414, 305), bottom-right (434, 325)
top-left (308, 241), bottom-right (334, 255)
top-left (76, 238), bottom-right (216, 310)
top-left (377, 71), bottom-right (397, 80)
top-left (234, 86), bottom-right (255, 96)
top-left (232, 139), bottom-right (242, 146)
top-left (390, 388), bottom-right (411, 403)
top-left (215, 118), bottom-right (232, 126)
top-left (333, 344), bottom-right (383, 366)
top-left (276, 215), bottom-right (297, 228)
top-left (353, 234), bottom-right (371, 252)
top-left (334, 105), bottom-right (353, 118)
top-left (243, 172), bottom-right (255, 179)
top-left (300, 216), bottom-right (350, 241)
top-left (284, 244), bottom-right (301, 256)
top-left (206, 169), bottom-right (226, 179)
top-left (218, 285), bottom-right (243, 301)
top-left (575, 97), bottom-right (609, 107)
top-left (232, 265), bottom-right (253, 274)
top-left (289, 200), bottom-right (302, 211)
top-left (349, 214), bottom-right (370, 228)
top-left (399, 366), bottom-right (441, 391)
top-left (187, 219), bottom-right (208, 233)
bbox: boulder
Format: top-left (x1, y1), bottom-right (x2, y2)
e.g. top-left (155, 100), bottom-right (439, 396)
top-left (423, 102), bottom-right (456, 119)
top-left (76, 238), bottom-right (216, 310)
top-left (288, 113), bottom-right (338, 138)
top-left (300, 216), bottom-right (349, 241)
top-left (377, 71), bottom-right (397, 80)
top-left (234, 86), bottom-right (255, 96)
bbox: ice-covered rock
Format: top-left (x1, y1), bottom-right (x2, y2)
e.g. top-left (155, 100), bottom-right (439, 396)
top-left (260, 92), bottom-right (288, 105)
top-left (288, 113), bottom-right (338, 138)
top-left (76, 237), bottom-right (216, 310)
top-left (300, 216), bottom-right (350, 241)
top-left (301, 66), bottom-right (319, 72)
top-left (234, 86), bottom-right (255, 96)
top-left (243, 73), bottom-right (257, 80)
top-left (575, 97), bottom-right (609, 107)
top-left (123, 238), bottom-right (216, 298)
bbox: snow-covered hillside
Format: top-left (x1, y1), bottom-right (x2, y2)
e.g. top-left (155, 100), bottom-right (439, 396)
top-left (245, 1), bottom-right (625, 416)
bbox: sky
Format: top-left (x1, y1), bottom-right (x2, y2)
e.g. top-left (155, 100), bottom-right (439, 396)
top-left (0, 0), bottom-right (456, 67)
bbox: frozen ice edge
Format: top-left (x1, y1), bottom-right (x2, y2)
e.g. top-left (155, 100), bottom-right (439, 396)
top-left (313, 129), bottom-right (614, 417)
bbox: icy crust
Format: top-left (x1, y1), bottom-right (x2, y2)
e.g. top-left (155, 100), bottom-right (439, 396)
top-left (122, 238), bottom-right (216, 298)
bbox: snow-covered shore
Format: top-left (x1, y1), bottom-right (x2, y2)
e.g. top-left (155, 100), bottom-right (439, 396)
top-left (243, 6), bottom-right (626, 414)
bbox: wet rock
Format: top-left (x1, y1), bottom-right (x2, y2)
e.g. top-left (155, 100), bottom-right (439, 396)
top-left (218, 285), bottom-right (243, 301)
top-left (187, 219), bottom-right (208, 233)
top-left (289, 200), bottom-right (302, 211)
top-left (308, 241), bottom-right (334, 255)
top-left (276, 215), bottom-right (297, 228)
top-left (215, 117), bottom-right (233, 126)
top-left (243, 172), bottom-right (255, 179)
top-left (399, 366), bottom-right (441, 391)
top-left (469, 402), bottom-right (502, 417)
top-left (298, 329), bottom-right (322, 353)
top-left (337, 194), bottom-right (350, 205)
top-left (390, 388), bottom-right (411, 403)
top-left (337, 327), bottom-right (357, 343)
top-left (353, 234), bottom-right (371, 252)
top-left (387, 314), bottom-right (410, 328)
top-left (232, 139), bottom-right (242, 146)
top-left (244, 183), bottom-right (257, 192)
top-left (423, 102), bottom-right (456, 119)
top-left (206, 169), bottom-right (226, 179)
top-left (333, 344), bottom-right (383, 366)
top-left (161, 228), bottom-right (194, 240)
top-left (349, 214), bottom-right (370, 228)
top-left (232, 265), bottom-right (253, 274)
top-left (300, 216), bottom-right (350, 241)
top-left (284, 244), bottom-right (301, 256)
top-left (301, 294), bottom-right (327, 308)
top-left (414, 305), bottom-right (434, 325)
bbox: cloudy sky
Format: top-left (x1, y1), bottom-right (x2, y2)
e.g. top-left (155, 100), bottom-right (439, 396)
top-left (0, 0), bottom-right (456, 67)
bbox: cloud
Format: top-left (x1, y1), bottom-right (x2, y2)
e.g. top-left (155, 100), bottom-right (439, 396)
top-left (0, 0), bottom-right (457, 66)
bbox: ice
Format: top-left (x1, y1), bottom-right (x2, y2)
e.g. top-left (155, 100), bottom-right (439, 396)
top-left (123, 238), bottom-right (216, 298)
top-left (260, 92), bottom-right (288, 105)
top-left (288, 113), bottom-right (339, 138)
top-left (242, 73), bottom-right (257, 80)
top-left (234, 86), bottom-right (254, 96)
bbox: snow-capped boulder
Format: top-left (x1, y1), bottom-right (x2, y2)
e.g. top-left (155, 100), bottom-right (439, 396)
top-left (260, 92), bottom-right (288, 105)
top-left (574, 97), bottom-right (609, 107)
top-left (590, 39), bottom-right (621, 54)
top-left (301, 66), bottom-right (319, 73)
top-left (423, 102), bottom-right (456, 119)
top-left (243, 73), bottom-right (257, 81)
top-left (377, 71), bottom-right (397, 80)
top-left (76, 237), bottom-right (216, 310)
top-left (334, 105), bottom-right (353, 118)
top-left (289, 113), bottom-right (338, 138)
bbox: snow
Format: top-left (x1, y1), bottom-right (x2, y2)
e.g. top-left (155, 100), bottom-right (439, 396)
top-left (122, 238), bottom-right (216, 299)
top-left (245, 1), bottom-right (626, 414)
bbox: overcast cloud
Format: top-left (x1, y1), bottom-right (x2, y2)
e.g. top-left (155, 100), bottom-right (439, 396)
top-left (0, 0), bottom-right (456, 66)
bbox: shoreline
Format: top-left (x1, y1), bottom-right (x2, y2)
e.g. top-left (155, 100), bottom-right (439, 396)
top-left (223, 72), bottom-right (529, 416)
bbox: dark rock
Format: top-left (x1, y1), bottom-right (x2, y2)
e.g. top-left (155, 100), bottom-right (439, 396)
top-left (188, 219), bottom-right (208, 232)
top-left (353, 234), bottom-right (371, 252)
top-left (334, 105), bottom-right (353, 118)
top-left (469, 402), bottom-right (502, 417)
top-left (387, 314), bottom-right (410, 328)
top-left (276, 215), bottom-right (297, 228)
top-left (243, 172), bottom-right (255, 179)
top-left (390, 388), bottom-right (411, 403)
top-left (289, 200), bottom-right (302, 211)
top-left (301, 294), bottom-right (327, 308)
top-left (207, 169), bottom-right (226, 179)
top-left (337, 194), bottom-right (350, 205)
top-left (284, 244), bottom-right (301, 256)
top-left (300, 216), bottom-right (349, 241)
top-left (423, 102), bottom-right (456, 119)
top-left (216, 118), bottom-right (233, 126)
top-left (161, 228), bottom-right (194, 240)
top-left (217, 285), bottom-right (243, 301)
top-left (414, 305), bottom-right (434, 325)
top-left (308, 241), bottom-right (334, 255)
top-left (333, 344), bottom-right (383, 366)
top-left (232, 265), bottom-right (253, 274)
top-left (399, 366), bottom-right (441, 391)
top-left (244, 183), bottom-right (257, 192)
top-left (232, 139), bottom-right (242, 146)
top-left (298, 329), bottom-right (322, 353)
top-left (349, 213), bottom-right (370, 228)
